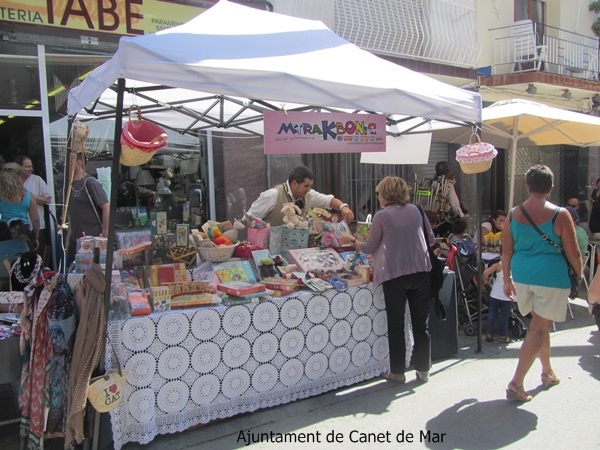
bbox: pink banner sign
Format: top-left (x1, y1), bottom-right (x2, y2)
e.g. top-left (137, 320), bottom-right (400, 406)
top-left (263, 111), bottom-right (386, 154)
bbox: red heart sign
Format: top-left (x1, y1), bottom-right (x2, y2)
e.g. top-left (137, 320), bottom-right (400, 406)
top-left (109, 383), bottom-right (118, 393)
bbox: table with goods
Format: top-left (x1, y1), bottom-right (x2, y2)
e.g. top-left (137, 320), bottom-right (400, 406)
top-left (97, 211), bottom-right (457, 449)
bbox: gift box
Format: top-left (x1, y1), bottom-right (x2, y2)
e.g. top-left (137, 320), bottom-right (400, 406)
top-left (152, 233), bottom-right (176, 249)
top-left (269, 225), bottom-right (309, 255)
top-left (217, 281), bottom-right (266, 297)
top-left (115, 242), bottom-right (152, 269)
top-left (150, 286), bottom-right (171, 312)
top-left (143, 263), bottom-right (188, 287)
top-left (286, 247), bottom-right (345, 272)
top-left (128, 289), bottom-right (152, 316)
top-left (93, 237), bottom-right (108, 253)
top-left (74, 252), bottom-right (107, 273)
top-left (76, 236), bottom-right (95, 254)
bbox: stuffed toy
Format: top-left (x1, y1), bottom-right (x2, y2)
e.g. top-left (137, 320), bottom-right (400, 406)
top-left (242, 211), bottom-right (267, 229)
top-left (281, 202), bottom-right (308, 230)
top-left (157, 168), bottom-right (174, 194)
top-left (320, 222), bottom-right (339, 248)
top-left (206, 226), bottom-right (232, 246)
top-left (279, 263), bottom-right (298, 278)
top-left (222, 219), bottom-right (245, 242)
top-left (258, 257), bottom-right (277, 278)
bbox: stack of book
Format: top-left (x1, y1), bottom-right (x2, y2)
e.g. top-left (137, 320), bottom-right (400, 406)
top-left (217, 281), bottom-right (268, 300)
top-left (259, 277), bottom-right (299, 296)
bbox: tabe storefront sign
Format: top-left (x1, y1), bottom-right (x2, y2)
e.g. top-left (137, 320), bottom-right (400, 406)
top-left (263, 111), bottom-right (386, 155)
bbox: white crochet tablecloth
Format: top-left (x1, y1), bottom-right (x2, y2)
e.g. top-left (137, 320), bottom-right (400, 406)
top-left (106, 283), bottom-right (408, 449)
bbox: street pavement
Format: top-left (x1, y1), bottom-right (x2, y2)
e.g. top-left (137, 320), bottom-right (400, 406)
top-left (1, 298), bottom-right (597, 450)
top-left (120, 297), bottom-right (599, 450)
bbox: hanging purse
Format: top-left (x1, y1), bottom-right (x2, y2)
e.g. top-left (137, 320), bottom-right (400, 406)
top-left (455, 133), bottom-right (498, 174)
top-left (518, 205), bottom-right (580, 299)
top-left (87, 334), bottom-right (128, 413)
top-left (120, 105), bottom-right (168, 166)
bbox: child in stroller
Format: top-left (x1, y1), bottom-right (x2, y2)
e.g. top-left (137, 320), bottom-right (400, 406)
top-left (483, 256), bottom-right (516, 343)
top-left (447, 243), bottom-right (527, 339)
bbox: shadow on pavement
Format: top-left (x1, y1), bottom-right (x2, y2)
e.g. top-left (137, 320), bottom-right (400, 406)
top-left (425, 398), bottom-right (537, 449)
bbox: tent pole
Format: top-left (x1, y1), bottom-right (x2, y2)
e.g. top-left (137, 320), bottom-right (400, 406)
top-left (207, 130), bottom-right (216, 221)
top-left (508, 117), bottom-right (520, 210)
top-left (475, 125), bottom-right (483, 354)
top-left (90, 77), bottom-right (125, 450)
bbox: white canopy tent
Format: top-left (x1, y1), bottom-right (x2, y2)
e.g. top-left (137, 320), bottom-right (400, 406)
top-left (67, 0), bottom-right (481, 131)
top-left (64, 3), bottom-right (483, 447)
top-left (64, 0), bottom-right (483, 280)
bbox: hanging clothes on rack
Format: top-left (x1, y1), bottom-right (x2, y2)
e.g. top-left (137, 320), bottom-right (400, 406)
top-left (17, 270), bottom-right (77, 448)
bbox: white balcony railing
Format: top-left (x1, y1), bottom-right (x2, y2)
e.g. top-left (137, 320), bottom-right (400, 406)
top-left (491, 22), bottom-right (599, 80)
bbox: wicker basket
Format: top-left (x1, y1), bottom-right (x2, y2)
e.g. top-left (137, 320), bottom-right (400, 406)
top-left (120, 105), bottom-right (168, 167)
top-left (455, 133), bottom-right (497, 175)
top-left (197, 241), bottom-right (239, 263)
top-left (459, 159), bottom-right (493, 174)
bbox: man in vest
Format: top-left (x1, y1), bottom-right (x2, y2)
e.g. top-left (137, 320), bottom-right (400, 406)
top-left (247, 165), bottom-right (354, 226)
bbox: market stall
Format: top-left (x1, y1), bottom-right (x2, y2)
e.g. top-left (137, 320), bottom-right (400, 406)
top-left (61, 1), bottom-right (480, 448)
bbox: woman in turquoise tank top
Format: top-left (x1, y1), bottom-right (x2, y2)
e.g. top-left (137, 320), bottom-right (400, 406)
top-left (0, 163), bottom-right (40, 250)
top-left (502, 165), bottom-right (581, 402)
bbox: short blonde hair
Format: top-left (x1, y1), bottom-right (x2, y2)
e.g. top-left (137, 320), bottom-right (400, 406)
top-left (0, 163), bottom-right (25, 203)
top-left (375, 176), bottom-right (411, 205)
top-left (2, 162), bottom-right (22, 176)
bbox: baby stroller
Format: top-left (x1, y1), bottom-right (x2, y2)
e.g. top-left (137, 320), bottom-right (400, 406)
top-left (448, 244), bottom-right (527, 338)
top-left (447, 241), bottom-right (487, 336)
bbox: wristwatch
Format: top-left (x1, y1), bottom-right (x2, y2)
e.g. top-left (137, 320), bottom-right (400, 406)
top-left (339, 203), bottom-right (349, 210)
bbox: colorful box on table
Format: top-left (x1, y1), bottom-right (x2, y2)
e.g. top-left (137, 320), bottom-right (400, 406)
top-left (269, 226), bottom-right (309, 255)
top-left (217, 281), bottom-right (267, 297)
top-left (128, 289), bottom-right (152, 316)
top-left (260, 277), bottom-right (298, 293)
top-left (149, 286), bottom-right (172, 312)
top-left (143, 263), bottom-right (188, 287)
top-left (152, 233), bottom-right (176, 249)
top-left (115, 242), bottom-right (152, 269)
top-left (74, 253), bottom-right (107, 273)
top-left (76, 236), bottom-right (95, 254)
top-left (285, 247), bottom-right (345, 272)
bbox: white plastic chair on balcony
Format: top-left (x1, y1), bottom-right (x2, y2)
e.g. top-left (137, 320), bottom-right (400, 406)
top-left (512, 19), bottom-right (547, 72)
top-left (564, 41), bottom-right (599, 81)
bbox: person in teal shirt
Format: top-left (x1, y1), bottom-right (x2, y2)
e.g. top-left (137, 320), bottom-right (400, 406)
top-left (502, 165), bottom-right (581, 403)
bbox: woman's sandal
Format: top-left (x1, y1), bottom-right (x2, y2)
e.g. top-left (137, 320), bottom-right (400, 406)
top-left (541, 372), bottom-right (560, 389)
top-left (498, 336), bottom-right (511, 344)
top-left (506, 381), bottom-right (532, 402)
top-left (381, 371), bottom-right (406, 384)
top-left (485, 333), bottom-right (493, 342)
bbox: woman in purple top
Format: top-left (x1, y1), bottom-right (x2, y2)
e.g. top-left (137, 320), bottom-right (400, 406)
top-left (339, 176), bottom-right (435, 384)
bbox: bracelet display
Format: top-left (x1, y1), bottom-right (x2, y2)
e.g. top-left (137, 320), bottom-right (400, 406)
top-left (339, 203), bottom-right (349, 210)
